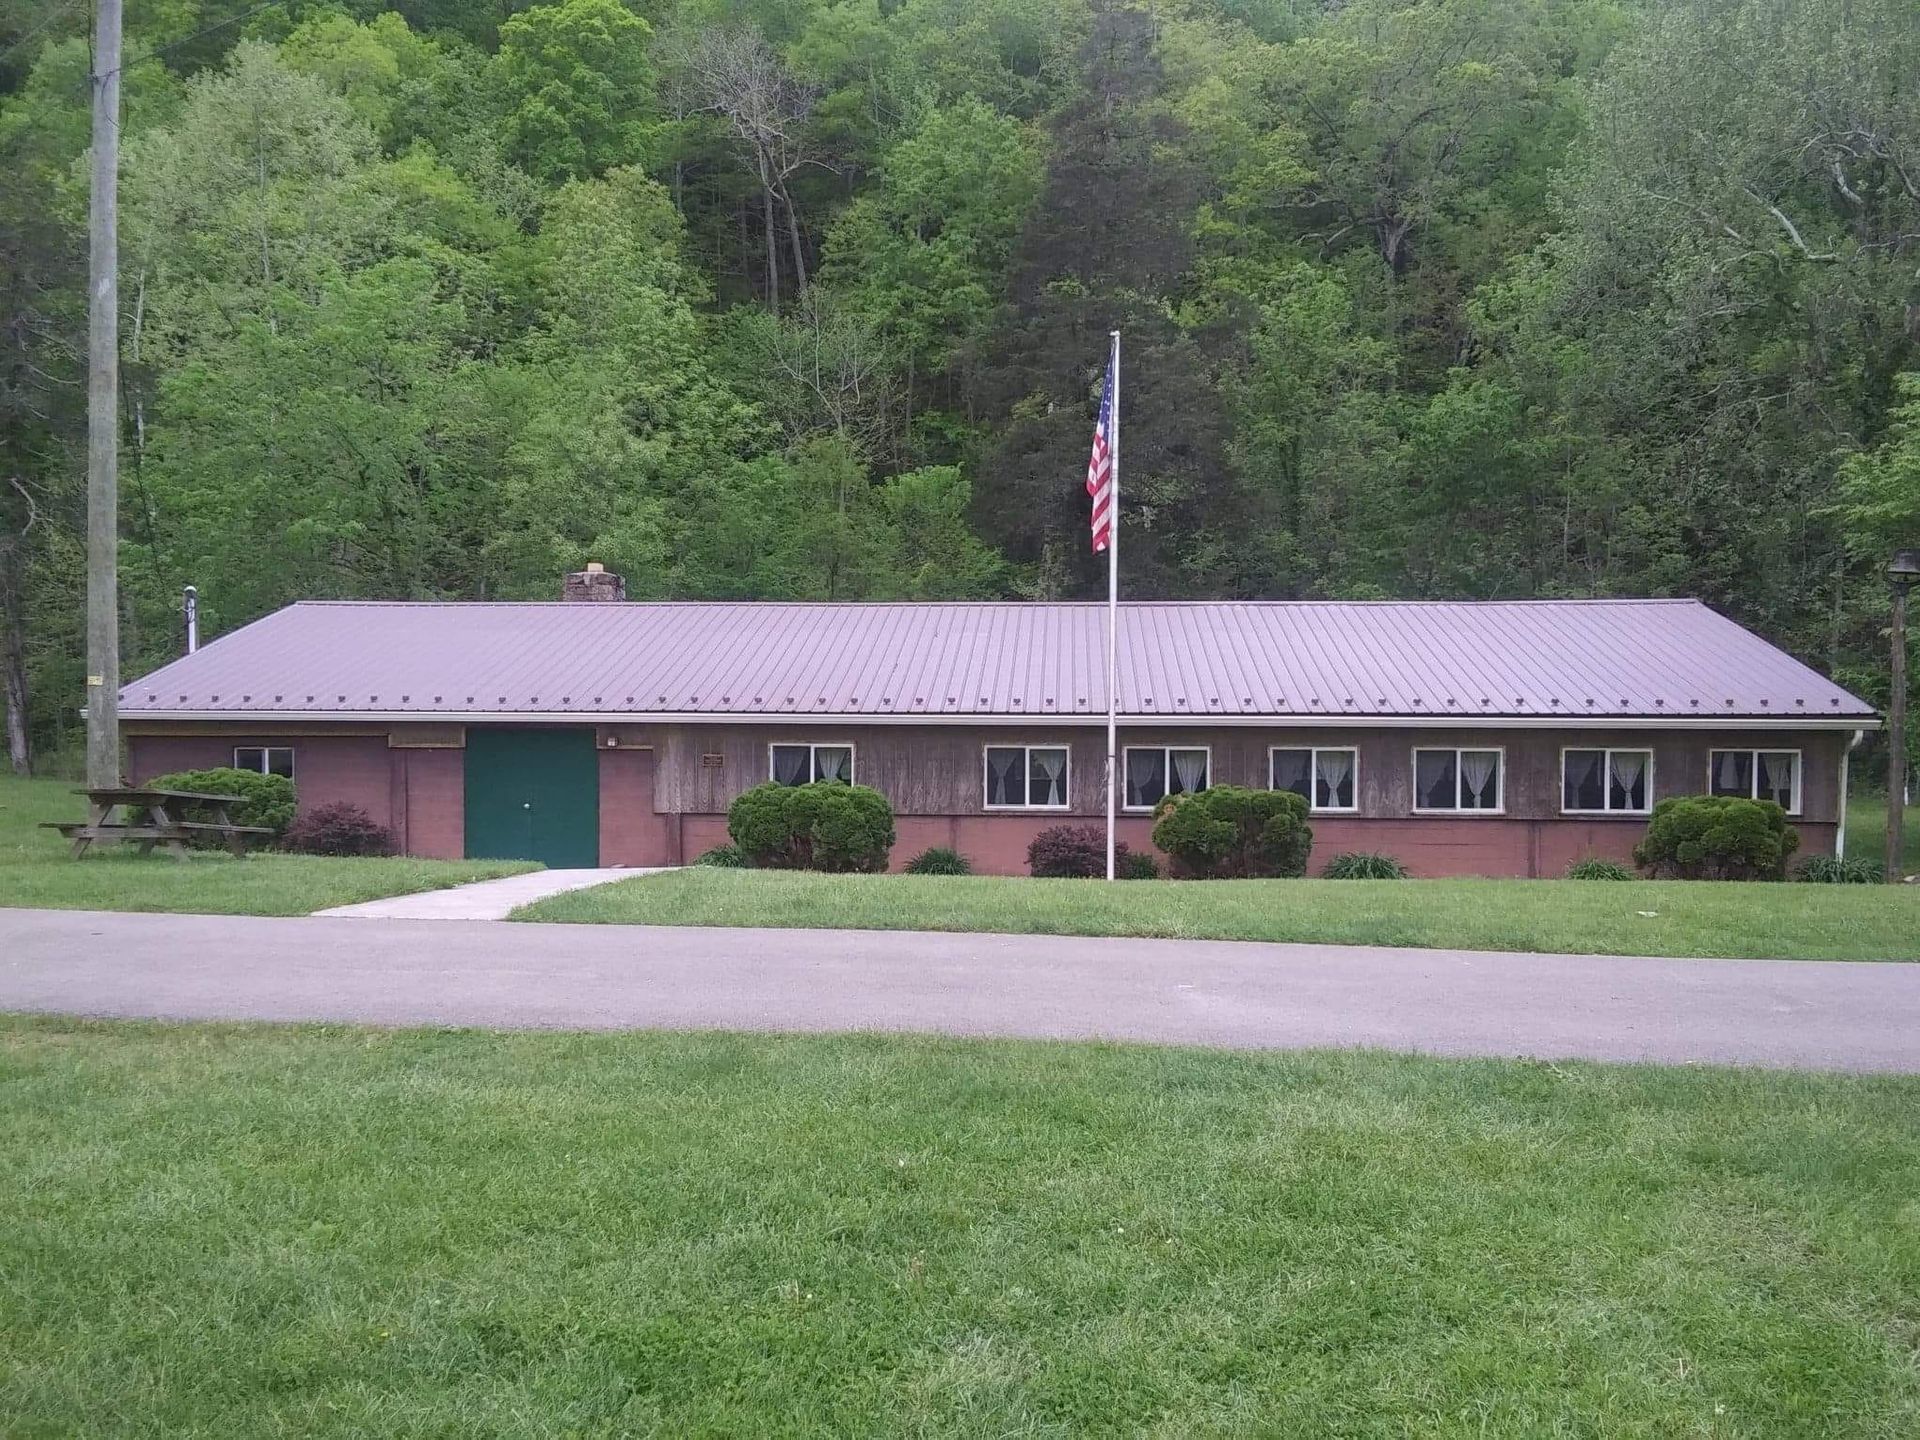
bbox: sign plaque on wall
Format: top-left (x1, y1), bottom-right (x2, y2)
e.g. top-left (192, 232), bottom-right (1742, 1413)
top-left (700, 753), bottom-right (725, 769)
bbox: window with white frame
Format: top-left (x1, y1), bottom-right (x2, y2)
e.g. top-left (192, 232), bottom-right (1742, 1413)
top-left (984, 745), bottom-right (1070, 809)
top-left (1708, 749), bottom-right (1800, 812)
top-left (233, 746), bottom-right (295, 778)
top-left (769, 743), bottom-right (854, 786)
top-left (1562, 748), bottom-right (1652, 814)
top-left (1413, 748), bottom-right (1502, 812)
top-left (1124, 746), bottom-right (1209, 810)
top-left (1270, 747), bottom-right (1358, 812)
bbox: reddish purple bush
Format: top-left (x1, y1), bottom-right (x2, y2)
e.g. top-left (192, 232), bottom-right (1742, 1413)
top-left (282, 802), bottom-right (394, 857)
top-left (1027, 824), bottom-right (1131, 879)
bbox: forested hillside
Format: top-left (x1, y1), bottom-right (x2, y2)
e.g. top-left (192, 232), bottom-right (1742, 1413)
top-left (3, 0), bottom-right (1917, 771)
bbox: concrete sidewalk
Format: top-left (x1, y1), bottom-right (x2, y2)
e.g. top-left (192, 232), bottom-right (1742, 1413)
top-left (2, 907), bottom-right (1916, 1071)
top-left (314, 868), bottom-right (661, 920)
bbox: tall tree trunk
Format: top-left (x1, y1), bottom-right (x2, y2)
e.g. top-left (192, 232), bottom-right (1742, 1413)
top-left (779, 180), bottom-right (808, 296)
top-left (759, 154), bottom-right (779, 312)
top-left (1, 536), bottom-right (29, 776)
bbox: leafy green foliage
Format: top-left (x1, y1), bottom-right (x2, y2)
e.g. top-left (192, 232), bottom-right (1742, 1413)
top-left (1633, 797), bottom-right (1801, 881)
top-left (1323, 852), bottom-right (1410, 881)
top-left (1118, 850), bottom-right (1160, 880)
top-left (904, 846), bottom-right (971, 876)
top-left (1794, 854), bottom-right (1883, 885)
top-left (1150, 786), bottom-right (1312, 879)
top-left (142, 767), bottom-right (297, 837)
top-left (727, 781), bottom-right (895, 873)
top-left (1564, 857), bottom-right (1636, 882)
top-left (694, 844), bottom-right (748, 868)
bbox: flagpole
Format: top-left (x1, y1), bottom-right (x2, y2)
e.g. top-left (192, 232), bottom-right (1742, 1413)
top-left (1105, 329), bottom-right (1120, 882)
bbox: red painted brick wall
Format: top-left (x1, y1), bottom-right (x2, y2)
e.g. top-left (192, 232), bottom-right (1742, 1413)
top-left (599, 747), bottom-right (672, 866)
top-left (128, 734), bottom-right (395, 829)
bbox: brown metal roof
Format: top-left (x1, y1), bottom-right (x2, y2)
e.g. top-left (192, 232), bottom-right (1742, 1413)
top-left (120, 599), bottom-right (1877, 725)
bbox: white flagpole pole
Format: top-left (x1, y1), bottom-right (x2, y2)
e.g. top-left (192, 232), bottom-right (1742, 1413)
top-left (1105, 329), bottom-right (1120, 882)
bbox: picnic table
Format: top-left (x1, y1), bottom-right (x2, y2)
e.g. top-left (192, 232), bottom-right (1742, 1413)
top-left (42, 786), bottom-right (275, 861)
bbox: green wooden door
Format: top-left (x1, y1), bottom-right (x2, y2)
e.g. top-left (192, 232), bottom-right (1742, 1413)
top-left (464, 728), bottom-right (600, 868)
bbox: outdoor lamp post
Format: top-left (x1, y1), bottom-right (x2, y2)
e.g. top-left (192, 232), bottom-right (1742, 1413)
top-left (1887, 549), bottom-right (1920, 883)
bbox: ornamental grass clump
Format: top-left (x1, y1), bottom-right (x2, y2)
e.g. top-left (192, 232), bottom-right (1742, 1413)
top-left (727, 781), bottom-right (895, 873)
top-left (905, 847), bottom-right (972, 876)
top-left (1793, 854), bottom-right (1881, 884)
top-left (1564, 856), bottom-right (1635, 881)
top-left (1150, 786), bottom-right (1312, 879)
top-left (693, 844), bottom-right (747, 867)
top-left (1322, 851), bottom-right (1409, 880)
top-left (1632, 796), bottom-right (1799, 880)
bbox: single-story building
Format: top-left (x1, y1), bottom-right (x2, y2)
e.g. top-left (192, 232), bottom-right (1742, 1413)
top-left (118, 570), bottom-right (1878, 877)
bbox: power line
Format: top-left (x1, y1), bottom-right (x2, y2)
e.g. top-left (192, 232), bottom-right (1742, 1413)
top-left (115, 0), bottom-right (287, 77)
top-left (0, 0), bottom-right (86, 71)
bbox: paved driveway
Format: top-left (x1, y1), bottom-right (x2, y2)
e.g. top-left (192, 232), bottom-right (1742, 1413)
top-left (4, 908), bottom-right (1916, 1071)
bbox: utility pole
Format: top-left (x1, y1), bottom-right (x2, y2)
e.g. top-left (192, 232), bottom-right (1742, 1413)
top-left (85, 0), bottom-right (122, 788)
top-left (1886, 550), bottom-right (1919, 883)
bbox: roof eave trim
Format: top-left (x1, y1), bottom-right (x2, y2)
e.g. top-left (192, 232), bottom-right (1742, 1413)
top-left (119, 709), bottom-right (1882, 730)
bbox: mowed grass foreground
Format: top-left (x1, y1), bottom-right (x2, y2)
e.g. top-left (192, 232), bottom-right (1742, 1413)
top-left (0, 773), bottom-right (534, 915)
top-left (521, 866), bottom-right (1920, 961)
top-left (3, 1018), bottom-right (1917, 1435)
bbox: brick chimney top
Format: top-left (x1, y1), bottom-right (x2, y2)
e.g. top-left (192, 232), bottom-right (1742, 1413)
top-left (563, 563), bottom-right (625, 602)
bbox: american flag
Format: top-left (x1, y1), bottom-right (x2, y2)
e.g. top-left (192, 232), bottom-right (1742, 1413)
top-left (1085, 352), bottom-right (1115, 553)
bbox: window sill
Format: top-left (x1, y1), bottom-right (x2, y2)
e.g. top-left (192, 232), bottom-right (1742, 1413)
top-left (1560, 809), bottom-right (1652, 819)
top-left (983, 805), bottom-right (1072, 814)
top-left (1309, 806), bottom-right (1359, 816)
top-left (1411, 808), bottom-right (1507, 817)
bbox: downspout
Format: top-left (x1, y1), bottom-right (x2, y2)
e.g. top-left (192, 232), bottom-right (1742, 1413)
top-left (1836, 728), bottom-right (1865, 859)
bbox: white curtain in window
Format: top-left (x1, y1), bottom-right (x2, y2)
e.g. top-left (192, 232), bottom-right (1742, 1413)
top-left (1759, 752), bottom-right (1795, 807)
top-left (1127, 750), bottom-right (1164, 807)
top-left (1271, 749), bottom-right (1310, 796)
top-left (1032, 749), bottom-right (1066, 806)
top-left (1416, 751), bottom-right (1455, 808)
top-left (1460, 751), bottom-right (1498, 806)
top-left (1609, 751), bottom-right (1646, 808)
top-left (773, 747), bottom-right (809, 786)
top-left (987, 748), bottom-right (1021, 805)
top-left (1173, 750), bottom-right (1207, 794)
top-left (816, 747), bottom-right (852, 783)
top-left (1714, 751), bottom-right (1745, 794)
top-left (1316, 750), bottom-right (1353, 807)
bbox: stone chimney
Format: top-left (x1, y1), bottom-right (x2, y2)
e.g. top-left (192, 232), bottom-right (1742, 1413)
top-left (562, 562), bottom-right (625, 602)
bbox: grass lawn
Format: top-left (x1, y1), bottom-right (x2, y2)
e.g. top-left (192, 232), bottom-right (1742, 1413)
top-left (520, 865), bottom-right (1920, 961)
top-left (0, 772), bottom-right (535, 916)
top-left (2, 1018), bottom-right (1916, 1435)
top-left (1846, 793), bottom-right (1920, 876)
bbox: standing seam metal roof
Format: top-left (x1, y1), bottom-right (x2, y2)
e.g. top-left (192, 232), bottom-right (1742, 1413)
top-left (118, 599), bottom-right (1878, 722)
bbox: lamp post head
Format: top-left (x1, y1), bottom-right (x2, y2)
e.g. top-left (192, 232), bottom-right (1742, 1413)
top-left (1890, 549), bottom-right (1920, 589)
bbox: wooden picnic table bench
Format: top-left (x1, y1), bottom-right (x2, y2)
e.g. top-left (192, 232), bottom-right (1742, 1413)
top-left (40, 786), bottom-right (274, 861)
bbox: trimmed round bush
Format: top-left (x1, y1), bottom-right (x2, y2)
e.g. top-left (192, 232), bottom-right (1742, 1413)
top-left (144, 766), bottom-right (296, 842)
top-left (694, 844), bottom-right (747, 868)
top-left (1151, 785), bottom-right (1312, 879)
top-left (727, 781), bottom-right (894, 873)
top-left (1322, 851), bottom-right (1408, 880)
top-left (1028, 824), bottom-right (1128, 879)
top-left (905, 846), bottom-right (972, 875)
top-left (1632, 796), bottom-right (1799, 880)
top-left (1564, 856), bottom-right (1635, 881)
top-left (1794, 853), bottom-right (1882, 884)
top-left (282, 802), bottom-right (393, 857)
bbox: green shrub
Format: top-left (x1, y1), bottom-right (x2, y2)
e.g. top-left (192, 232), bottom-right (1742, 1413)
top-left (1564, 856), bottom-right (1635, 881)
top-left (1632, 796), bottom-right (1799, 880)
top-left (1322, 851), bottom-right (1408, 880)
top-left (144, 766), bottom-right (296, 842)
top-left (1151, 785), bottom-right (1312, 879)
top-left (1027, 824), bottom-right (1127, 878)
top-left (694, 844), bottom-right (747, 868)
top-left (727, 781), bottom-right (894, 873)
top-left (905, 846), bottom-right (972, 875)
top-left (1119, 850), bottom-right (1160, 880)
top-left (1794, 853), bottom-right (1882, 884)
top-left (281, 802), bottom-right (392, 856)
